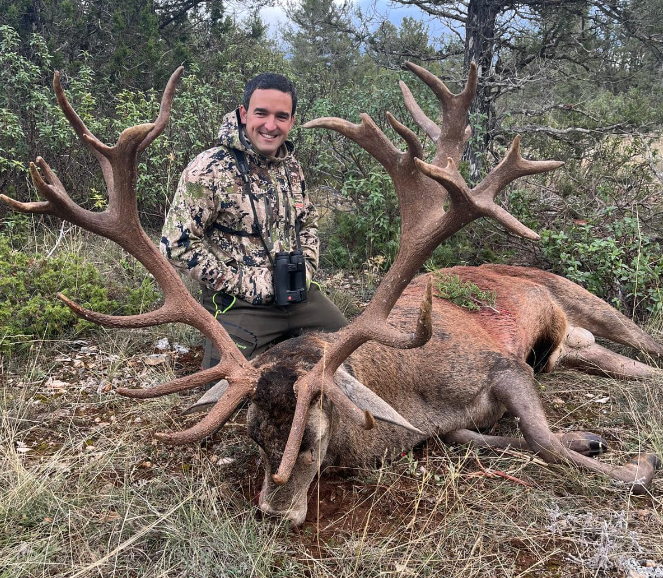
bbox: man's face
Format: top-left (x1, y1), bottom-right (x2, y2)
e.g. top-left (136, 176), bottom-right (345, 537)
top-left (239, 89), bottom-right (295, 157)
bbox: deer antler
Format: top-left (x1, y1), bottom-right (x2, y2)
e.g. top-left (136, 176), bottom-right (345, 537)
top-left (271, 62), bottom-right (564, 485)
top-left (1, 68), bottom-right (259, 439)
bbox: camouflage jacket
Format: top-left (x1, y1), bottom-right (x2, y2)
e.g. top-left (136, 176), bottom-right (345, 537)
top-left (160, 109), bottom-right (319, 305)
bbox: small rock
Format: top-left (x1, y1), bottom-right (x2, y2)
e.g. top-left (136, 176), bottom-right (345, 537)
top-left (173, 343), bottom-right (189, 354)
top-left (144, 354), bottom-right (168, 366)
top-left (155, 337), bottom-right (170, 351)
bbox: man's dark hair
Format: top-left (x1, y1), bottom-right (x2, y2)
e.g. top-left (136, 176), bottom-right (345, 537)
top-left (243, 73), bottom-right (297, 115)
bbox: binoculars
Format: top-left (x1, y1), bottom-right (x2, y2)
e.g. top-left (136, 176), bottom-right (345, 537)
top-left (274, 250), bottom-right (307, 306)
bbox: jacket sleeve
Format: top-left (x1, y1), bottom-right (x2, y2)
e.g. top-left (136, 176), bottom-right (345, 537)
top-left (160, 155), bottom-right (273, 299)
top-left (297, 168), bottom-right (320, 285)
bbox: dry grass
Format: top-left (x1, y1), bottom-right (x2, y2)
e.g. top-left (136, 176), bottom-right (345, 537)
top-left (2, 330), bottom-right (663, 577)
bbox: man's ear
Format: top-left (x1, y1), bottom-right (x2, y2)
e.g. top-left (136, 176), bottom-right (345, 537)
top-left (239, 105), bottom-right (248, 124)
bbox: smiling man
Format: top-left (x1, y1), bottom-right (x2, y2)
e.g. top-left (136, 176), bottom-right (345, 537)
top-left (160, 73), bottom-right (347, 367)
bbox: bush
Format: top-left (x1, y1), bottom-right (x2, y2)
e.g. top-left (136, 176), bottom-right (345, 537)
top-left (539, 212), bottom-right (663, 319)
top-left (0, 237), bottom-right (161, 353)
top-left (321, 173), bottom-right (401, 270)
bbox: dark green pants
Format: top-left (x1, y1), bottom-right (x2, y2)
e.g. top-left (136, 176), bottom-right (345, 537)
top-left (201, 284), bottom-right (348, 366)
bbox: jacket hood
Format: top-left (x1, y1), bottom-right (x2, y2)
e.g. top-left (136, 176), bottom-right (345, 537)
top-left (217, 108), bottom-right (295, 162)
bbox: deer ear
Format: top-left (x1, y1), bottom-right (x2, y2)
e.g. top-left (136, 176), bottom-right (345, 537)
top-left (181, 379), bottom-right (230, 415)
top-left (334, 367), bottom-right (424, 435)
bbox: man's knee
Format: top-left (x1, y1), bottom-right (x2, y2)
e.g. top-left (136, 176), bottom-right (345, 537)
top-left (299, 284), bottom-right (348, 331)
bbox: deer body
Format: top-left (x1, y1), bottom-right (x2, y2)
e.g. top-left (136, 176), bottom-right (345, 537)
top-left (248, 265), bottom-right (663, 524)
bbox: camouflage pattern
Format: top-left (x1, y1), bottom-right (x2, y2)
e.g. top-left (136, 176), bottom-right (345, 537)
top-left (160, 109), bottom-right (319, 305)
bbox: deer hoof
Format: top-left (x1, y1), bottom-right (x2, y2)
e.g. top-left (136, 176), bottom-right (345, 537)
top-left (624, 453), bottom-right (659, 495)
top-left (559, 431), bottom-right (608, 457)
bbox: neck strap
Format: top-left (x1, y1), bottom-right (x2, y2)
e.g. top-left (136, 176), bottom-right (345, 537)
top-left (229, 148), bottom-right (302, 264)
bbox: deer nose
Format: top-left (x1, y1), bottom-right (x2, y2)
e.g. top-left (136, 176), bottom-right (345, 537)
top-left (258, 489), bottom-right (308, 526)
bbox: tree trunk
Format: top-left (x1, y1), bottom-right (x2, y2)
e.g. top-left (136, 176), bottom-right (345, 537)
top-left (463, 0), bottom-right (502, 182)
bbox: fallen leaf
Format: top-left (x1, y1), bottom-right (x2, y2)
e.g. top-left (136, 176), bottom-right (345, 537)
top-left (45, 378), bottom-right (69, 389)
top-left (98, 511), bottom-right (121, 522)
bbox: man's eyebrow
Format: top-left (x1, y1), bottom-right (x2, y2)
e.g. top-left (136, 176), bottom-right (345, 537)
top-left (253, 107), bottom-right (291, 118)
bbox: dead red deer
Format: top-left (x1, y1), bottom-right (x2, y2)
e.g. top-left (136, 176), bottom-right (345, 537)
top-left (241, 263), bottom-right (662, 524)
top-left (3, 63), bottom-right (660, 527)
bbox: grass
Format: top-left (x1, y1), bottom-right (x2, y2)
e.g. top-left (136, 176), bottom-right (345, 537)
top-left (3, 333), bottom-right (663, 577)
top-left (2, 229), bottom-right (663, 576)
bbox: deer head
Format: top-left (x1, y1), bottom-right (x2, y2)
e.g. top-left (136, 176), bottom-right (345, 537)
top-left (1, 63), bottom-right (563, 519)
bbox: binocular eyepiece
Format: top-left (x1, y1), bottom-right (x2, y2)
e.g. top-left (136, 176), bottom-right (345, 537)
top-left (274, 250), bottom-right (307, 306)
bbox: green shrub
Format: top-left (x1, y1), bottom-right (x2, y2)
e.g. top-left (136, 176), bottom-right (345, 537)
top-left (321, 173), bottom-right (401, 270)
top-left (432, 272), bottom-right (496, 311)
top-left (539, 212), bottom-right (662, 318)
top-left (0, 238), bottom-right (161, 353)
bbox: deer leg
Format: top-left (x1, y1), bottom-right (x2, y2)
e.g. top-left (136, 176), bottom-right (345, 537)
top-left (557, 327), bottom-right (661, 379)
top-left (492, 369), bottom-right (659, 493)
top-left (443, 429), bottom-right (608, 457)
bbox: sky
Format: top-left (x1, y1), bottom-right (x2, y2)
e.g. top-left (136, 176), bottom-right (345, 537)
top-left (241, 0), bottom-right (451, 46)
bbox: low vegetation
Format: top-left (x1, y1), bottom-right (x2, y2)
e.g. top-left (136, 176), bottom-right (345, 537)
top-left (431, 272), bottom-right (497, 311)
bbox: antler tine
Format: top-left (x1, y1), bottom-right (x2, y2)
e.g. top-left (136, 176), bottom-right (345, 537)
top-left (153, 374), bottom-right (254, 444)
top-left (0, 156), bottom-right (68, 216)
top-left (399, 80), bottom-right (440, 142)
top-left (386, 112), bottom-right (424, 161)
top-left (475, 135), bottom-right (565, 201)
top-left (138, 66), bottom-right (184, 154)
top-left (53, 71), bottom-right (114, 187)
top-left (304, 114), bottom-right (407, 171)
top-left (404, 61), bottom-right (477, 167)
